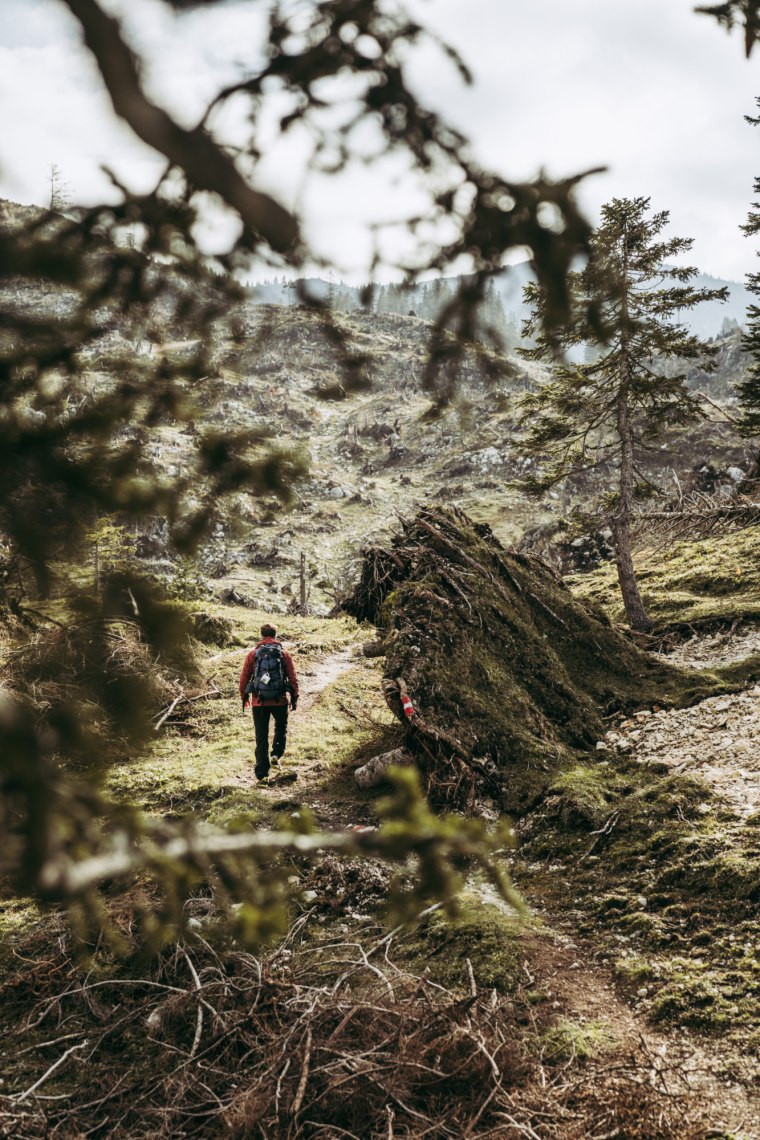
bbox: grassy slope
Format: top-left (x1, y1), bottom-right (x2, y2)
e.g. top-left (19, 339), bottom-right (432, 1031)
top-left (138, 303), bottom-right (753, 619)
top-left (571, 524), bottom-right (760, 628)
top-left (104, 603), bottom-right (391, 827)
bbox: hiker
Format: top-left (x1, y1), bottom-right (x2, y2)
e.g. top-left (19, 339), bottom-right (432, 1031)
top-left (240, 623), bottom-right (299, 782)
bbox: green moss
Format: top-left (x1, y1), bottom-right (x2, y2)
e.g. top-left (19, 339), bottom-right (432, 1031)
top-left (659, 847), bottom-right (760, 902)
top-left (518, 755), bottom-right (760, 1036)
top-left (615, 954), bottom-right (655, 984)
top-left (349, 507), bottom-right (730, 814)
top-left (647, 954), bottom-right (757, 1029)
top-left (541, 1018), bottom-right (615, 1062)
top-left (398, 895), bottom-right (524, 994)
top-left (0, 897), bottom-right (43, 957)
top-left (572, 525), bottom-right (760, 629)
top-left (712, 655), bottom-right (760, 688)
top-left (548, 765), bottom-right (612, 827)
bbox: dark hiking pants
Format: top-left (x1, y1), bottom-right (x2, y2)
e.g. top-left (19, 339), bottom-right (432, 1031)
top-left (252, 705), bottom-right (288, 778)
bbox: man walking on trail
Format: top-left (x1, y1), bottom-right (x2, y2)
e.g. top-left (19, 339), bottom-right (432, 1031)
top-left (240, 623), bottom-right (299, 782)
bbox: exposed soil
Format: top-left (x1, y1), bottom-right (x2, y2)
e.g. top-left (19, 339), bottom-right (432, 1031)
top-left (227, 621), bottom-right (760, 1137)
top-left (9, 608), bottom-right (756, 1136)
top-left (293, 645), bottom-right (357, 716)
top-left (523, 926), bottom-right (760, 1138)
top-left (604, 625), bottom-right (760, 819)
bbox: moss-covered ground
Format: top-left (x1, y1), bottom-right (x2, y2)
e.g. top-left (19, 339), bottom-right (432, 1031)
top-left (514, 525), bottom-right (760, 1050)
top-left (102, 602), bottom-right (384, 824)
top-left (348, 507), bottom-right (760, 818)
top-left (394, 892), bottom-right (527, 994)
top-left (515, 753), bottom-right (760, 1043)
top-left (3, 516), bottom-right (760, 1132)
top-left (572, 524), bottom-right (760, 629)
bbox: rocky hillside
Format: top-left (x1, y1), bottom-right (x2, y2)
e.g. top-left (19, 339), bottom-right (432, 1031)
top-left (129, 302), bottom-right (752, 614)
top-left (1, 191), bottom-right (754, 613)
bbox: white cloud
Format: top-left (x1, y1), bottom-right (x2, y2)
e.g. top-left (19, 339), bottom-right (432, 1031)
top-left (0, 0), bottom-right (758, 281)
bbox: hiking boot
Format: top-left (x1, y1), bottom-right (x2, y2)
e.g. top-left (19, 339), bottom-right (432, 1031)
top-left (270, 755), bottom-right (281, 767)
top-left (256, 773), bottom-right (270, 785)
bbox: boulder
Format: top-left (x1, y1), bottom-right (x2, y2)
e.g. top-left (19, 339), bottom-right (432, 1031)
top-left (354, 748), bottom-right (416, 789)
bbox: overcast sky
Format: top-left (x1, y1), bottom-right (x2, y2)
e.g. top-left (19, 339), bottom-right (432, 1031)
top-left (1, 0), bottom-right (759, 282)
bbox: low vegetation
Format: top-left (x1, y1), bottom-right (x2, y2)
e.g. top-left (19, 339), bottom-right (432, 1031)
top-left (572, 522), bottom-right (760, 629)
top-left (518, 755), bottom-right (760, 1039)
top-left (343, 505), bottom-right (756, 813)
top-left (2, 503), bottom-right (760, 1133)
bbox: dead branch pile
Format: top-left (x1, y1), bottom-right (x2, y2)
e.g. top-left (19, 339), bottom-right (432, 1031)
top-left (633, 484), bottom-right (760, 545)
top-left (153, 683), bottom-right (222, 733)
top-left (0, 910), bottom-right (699, 1140)
top-left (342, 506), bottom-right (723, 812)
top-left (4, 617), bottom-right (174, 721)
top-left (2, 609), bottom-right (217, 744)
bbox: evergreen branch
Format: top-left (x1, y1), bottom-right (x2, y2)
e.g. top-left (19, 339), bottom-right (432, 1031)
top-left (695, 0), bottom-right (760, 56)
top-left (63, 0), bottom-right (300, 254)
top-left (36, 817), bottom-right (505, 901)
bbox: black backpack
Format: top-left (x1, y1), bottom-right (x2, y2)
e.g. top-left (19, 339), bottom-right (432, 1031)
top-left (246, 642), bottom-right (288, 701)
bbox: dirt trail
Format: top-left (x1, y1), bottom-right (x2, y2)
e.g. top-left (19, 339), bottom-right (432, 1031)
top-left (295, 645), bottom-right (357, 715)
top-left (524, 926), bottom-right (760, 1138)
top-left (233, 645), bottom-right (363, 806)
top-left (476, 885), bottom-right (760, 1137)
top-left (233, 632), bottom-right (760, 1133)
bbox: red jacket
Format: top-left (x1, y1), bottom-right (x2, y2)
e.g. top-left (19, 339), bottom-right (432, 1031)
top-left (240, 638), bottom-right (299, 707)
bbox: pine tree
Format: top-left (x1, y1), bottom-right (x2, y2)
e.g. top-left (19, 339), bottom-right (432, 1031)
top-left (47, 163), bottom-right (72, 212)
top-left (482, 276), bottom-right (509, 345)
top-left (739, 100), bottom-right (760, 435)
top-left (519, 197), bottom-right (727, 631)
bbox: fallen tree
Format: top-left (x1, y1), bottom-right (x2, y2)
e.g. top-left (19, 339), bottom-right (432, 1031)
top-left (343, 506), bottom-right (736, 812)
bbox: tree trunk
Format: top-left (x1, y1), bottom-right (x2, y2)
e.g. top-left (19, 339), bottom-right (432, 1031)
top-left (615, 220), bottom-right (653, 633)
top-left (299, 551), bottom-right (308, 616)
top-left (614, 390), bottom-right (652, 630)
top-left (613, 510), bottom-right (652, 631)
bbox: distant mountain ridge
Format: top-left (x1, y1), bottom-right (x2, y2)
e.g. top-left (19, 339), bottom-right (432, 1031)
top-left (1, 198), bottom-right (745, 339)
top-left (248, 264), bottom-right (752, 341)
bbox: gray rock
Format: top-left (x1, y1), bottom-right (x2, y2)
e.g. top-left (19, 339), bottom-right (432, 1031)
top-left (354, 747), bottom-right (416, 789)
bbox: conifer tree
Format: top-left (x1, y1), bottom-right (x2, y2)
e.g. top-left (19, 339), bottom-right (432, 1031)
top-left (739, 100), bottom-right (760, 435)
top-left (482, 276), bottom-right (509, 344)
top-left (519, 197), bottom-right (727, 631)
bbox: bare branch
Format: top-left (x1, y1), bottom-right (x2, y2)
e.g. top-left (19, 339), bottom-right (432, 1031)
top-left (63, 0), bottom-right (299, 254)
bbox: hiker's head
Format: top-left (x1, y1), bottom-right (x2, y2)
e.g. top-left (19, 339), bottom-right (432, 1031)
top-left (261, 623), bottom-right (277, 639)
